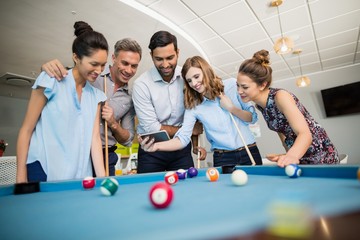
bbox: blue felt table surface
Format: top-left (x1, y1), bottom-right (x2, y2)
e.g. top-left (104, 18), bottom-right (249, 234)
top-left (0, 165), bottom-right (359, 240)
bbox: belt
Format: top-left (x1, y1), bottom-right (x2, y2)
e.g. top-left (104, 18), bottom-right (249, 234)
top-left (214, 143), bottom-right (257, 154)
top-left (103, 145), bottom-right (117, 153)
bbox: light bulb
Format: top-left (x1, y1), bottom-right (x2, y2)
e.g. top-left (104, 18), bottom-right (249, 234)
top-left (280, 42), bottom-right (288, 53)
top-left (274, 37), bottom-right (294, 55)
top-left (296, 76), bottom-right (311, 87)
top-left (300, 79), bottom-right (306, 87)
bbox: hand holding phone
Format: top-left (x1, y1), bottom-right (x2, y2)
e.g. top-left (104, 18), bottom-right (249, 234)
top-left (139, 130), bottom-right (170, 143)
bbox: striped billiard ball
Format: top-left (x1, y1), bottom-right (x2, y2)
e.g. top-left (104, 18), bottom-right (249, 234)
top-left (164, 171), bottom-right (179, 185)
top-left (285, 164), bottom-right (302, 178)
top-left (206, 168), bottom-right (220, 182)
top-left (100, 178), bottom-right (119, 196)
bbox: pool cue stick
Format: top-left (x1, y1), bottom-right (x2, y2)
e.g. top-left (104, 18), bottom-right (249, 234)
top-left (104, 75), bottom-right (109, 176)
top-left (229, 113), bottom-right (256, 165)
top-left (197, 134), bottom-right (201, 168)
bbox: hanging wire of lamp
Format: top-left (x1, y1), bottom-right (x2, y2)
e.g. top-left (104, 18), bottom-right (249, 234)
top-left (271, 0), bottom-right (294, 55)
top-left (293, 49), bottom-right (311, 87)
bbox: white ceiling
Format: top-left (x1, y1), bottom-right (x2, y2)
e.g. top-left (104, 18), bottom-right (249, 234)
top-left (0, 0), bottom-right (359, 99)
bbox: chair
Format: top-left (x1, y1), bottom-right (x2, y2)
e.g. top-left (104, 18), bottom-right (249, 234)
top-left (0, 156), bottom-right (17, 185)
top-left (339, 154), bottom-right (348, 164)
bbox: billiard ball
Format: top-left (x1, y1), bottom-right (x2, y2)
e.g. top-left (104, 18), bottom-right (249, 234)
top-left (82, 176), bottom-right (96, 189)
top-left (149, 182), bottom-right (174, 209)
top-left (285, 164), bottom-right (302, 178)
top-left (231, 169), bottom-right (248, 186)
top-left (164, 171), bottom-right (179, 185)
top-left (100, 178), bottom-right (119, 196)
top-left (357, 167), bottom-right (360, 181)
top-left (206, 167), bottom-right (220, 182)
top-left (187, 167), bottom-right (198, 178)
top-left (176, 169), bottom-right (187, 180)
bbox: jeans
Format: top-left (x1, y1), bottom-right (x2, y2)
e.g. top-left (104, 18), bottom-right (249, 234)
top-left (137, 143), bottom-right (193, 173)
top-left (213, 145), bottom-right (262, 167)
top-left (27, 161), bottom-right (47, 182)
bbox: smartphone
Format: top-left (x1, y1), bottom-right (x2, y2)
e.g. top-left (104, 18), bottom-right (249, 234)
top-left (139, 130), bottom-right (170, 143)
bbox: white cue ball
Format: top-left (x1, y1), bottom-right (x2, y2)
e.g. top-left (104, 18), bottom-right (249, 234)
top-left (231, 169), bottom-right (248, 186)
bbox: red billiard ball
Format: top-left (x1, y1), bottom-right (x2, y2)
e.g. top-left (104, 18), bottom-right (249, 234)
top-left (206, 168), bottom-right (219, 182)
top-left (176, 169), bottom-right (187, 180)
top-left (82, 176), bottom-right (96, 189)
top-left (164, 171), bottom-right (179, 185)
top-left (149, 182), bottom-right (174, 209)
top-left (187, 167), bottom-right (198, 178)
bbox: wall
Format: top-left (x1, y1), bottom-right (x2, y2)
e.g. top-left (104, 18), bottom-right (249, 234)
top-left (1, 64), bottom-right (360, 164)
top-left (0, 96), bottom-right (28, 156)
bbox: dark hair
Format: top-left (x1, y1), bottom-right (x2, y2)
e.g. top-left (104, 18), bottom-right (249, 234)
top-left (238, 49), bottom-right (272, 88)
top-left (182, 56), bottom-right (223, 109)
top-left (114, 38), bottom-right (142, 59)
top-left (72, 21), bottom-right (108, 59)
top-left (148, 31), bottom-right (178, 52)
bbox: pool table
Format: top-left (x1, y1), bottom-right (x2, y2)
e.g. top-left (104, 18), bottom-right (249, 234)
top-left (0, 165), bottom-right (359, 240)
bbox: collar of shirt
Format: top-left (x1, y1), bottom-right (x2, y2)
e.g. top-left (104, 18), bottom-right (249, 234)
top-left (202, 95), bottom-right (219, 104)
top-left (100, 64), bottom-right (129, 93)
top-left (150, 66), bottom-right (182, 84)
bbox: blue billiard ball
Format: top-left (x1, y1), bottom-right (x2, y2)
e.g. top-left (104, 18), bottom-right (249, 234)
top-left (187, 167), bottom-right (198, 178)
top-left (176, 169), bottom-right (187, 180)
top-left (285, 164), bottom-right (301, 178)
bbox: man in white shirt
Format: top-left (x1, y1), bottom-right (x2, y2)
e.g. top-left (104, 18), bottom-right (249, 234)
top-left (133, 31), bottom-right (203, 173)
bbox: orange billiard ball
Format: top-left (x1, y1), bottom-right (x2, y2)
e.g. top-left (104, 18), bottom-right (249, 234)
top-left (206, 168), bottom-right (219, 182)
top-left (357, 167), bottom-right (360, 181)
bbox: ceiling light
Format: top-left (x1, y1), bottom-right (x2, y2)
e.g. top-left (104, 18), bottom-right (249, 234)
top-left (293, 49), bottom-right (311, 87)
top-left (6, 78), bottom-right (32, 86)
top-left (0, 72), bottom-right (35, 87)
top-left (271, 0), bottom-right (294, 55)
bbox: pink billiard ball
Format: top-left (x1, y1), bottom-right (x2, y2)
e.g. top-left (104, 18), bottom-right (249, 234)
top-left (176, 169), bottom-right (187, 180)
top-left (206, 168), bottom-right (220, 182)
top-left (82, 176), bottom-right (96, 189)
top-left (149, 182), bottom-right (174, 209)
top-left (187, 167), bottom-right (198, 178)
top-left (164, 171), bottom-right (179, 185)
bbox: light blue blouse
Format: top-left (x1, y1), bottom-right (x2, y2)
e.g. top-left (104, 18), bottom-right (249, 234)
top-left (27, 70), bottom-right (106, 181)
top-left (175, 78), bottom-right (257, 151)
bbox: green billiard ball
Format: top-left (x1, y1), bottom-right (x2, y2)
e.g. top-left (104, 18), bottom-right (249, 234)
top-left (100, 178), bottom-right (119, 196)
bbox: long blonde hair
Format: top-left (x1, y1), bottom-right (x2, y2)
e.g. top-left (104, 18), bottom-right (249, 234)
top-left (181, 56), bottom-right (223, 109)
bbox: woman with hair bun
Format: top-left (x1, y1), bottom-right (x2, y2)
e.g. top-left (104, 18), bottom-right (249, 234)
top-left (16, 21), bottom-right (108, 182)
top-left (237, 49), bottom-right (339, 167)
